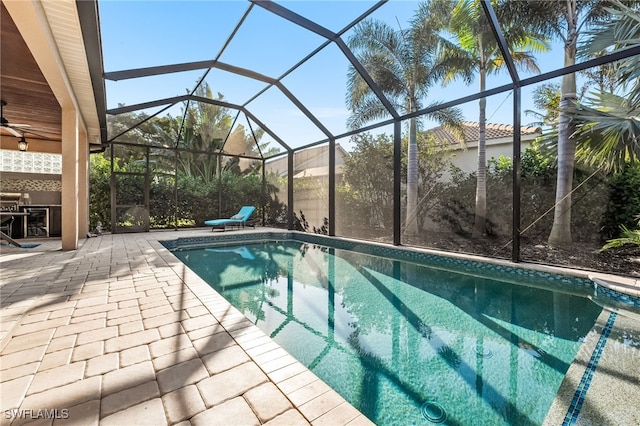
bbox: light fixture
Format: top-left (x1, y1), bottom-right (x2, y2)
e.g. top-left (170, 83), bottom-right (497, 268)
top-left (17, 135), bottom-right (28, 152)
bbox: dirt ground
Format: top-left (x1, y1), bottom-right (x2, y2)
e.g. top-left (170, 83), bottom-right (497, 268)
top-left (403, 233), bottom-right (640, 279)
top-left (520, 242), bottom-right (640, 278)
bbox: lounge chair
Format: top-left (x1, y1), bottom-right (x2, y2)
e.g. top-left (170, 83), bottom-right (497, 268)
top-left (204, 206), bottom-right (255, 231)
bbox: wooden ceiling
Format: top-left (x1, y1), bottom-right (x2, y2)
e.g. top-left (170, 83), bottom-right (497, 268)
top-left (1, 3), bottom-right (62, 142)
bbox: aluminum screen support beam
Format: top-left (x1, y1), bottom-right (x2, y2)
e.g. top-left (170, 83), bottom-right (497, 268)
top-left (107, 60), bottom-right (333, 143)
top-left (329, 137), bottom-right (336, 236)
top-left (393, 120), bottom-right (402, 246)
top-left (252, 0), bottom-right (334, 39)
top-left (481, 0), bottom-right (522, 262)
top-left (106, 95), bottom-right (190, 115)
top-left (209, 62), bottom-right (335, 138)
top-left (262, 160), bottom-right (266, 226)
top-left (253, 0), bottom-right (399, 121)
top-left (240, 108), bottom-right (291, 152)
top-left (104, 61), bottom-right (217, 81)
top-left (512, 87), bottom-right (521, 263)
top-left (288, 151), bottom-right (294, 230)
top-left (107, 94), bottom-right (291, 152)
top-left (107, 103), bottom-right (175, 143)
top-left (191, 3), bottom-right (254, 94)
top-left (480, 0), bottom-right (520, 84)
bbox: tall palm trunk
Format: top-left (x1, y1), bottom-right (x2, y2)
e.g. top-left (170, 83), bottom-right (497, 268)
top-left (548, 30), bottom-right (578, 247)
top-left (472, 63), bottom-right (488, 238)
top-left (406, 116), bottom-right (419, 236)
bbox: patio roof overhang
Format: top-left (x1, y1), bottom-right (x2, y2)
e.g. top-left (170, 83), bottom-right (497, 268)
top-left (0, 0), bottom-right (104, 152)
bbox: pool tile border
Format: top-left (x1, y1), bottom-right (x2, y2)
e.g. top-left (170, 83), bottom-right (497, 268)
top-left (562, 311), bottom-right (618, 425)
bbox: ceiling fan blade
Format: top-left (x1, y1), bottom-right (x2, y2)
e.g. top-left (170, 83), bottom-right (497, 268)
top-left (1, 126), bottom-right (21, 137)
top-left (22, 128), bottom-right (53, 138)
top-left (9, 123), bottom-right (31, 128)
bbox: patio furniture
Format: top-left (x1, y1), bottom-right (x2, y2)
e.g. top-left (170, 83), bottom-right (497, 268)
top-left (0, 211), bottom-right (29, 247)
top-left (204, 206), bottom-right (255, 231)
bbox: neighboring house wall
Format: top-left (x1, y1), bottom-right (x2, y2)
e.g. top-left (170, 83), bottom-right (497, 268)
top-left (265, 144), bottom-right (348, 177)
top-left (445, 135), bottom-right (539, 174)
top-left (422, 122), bottom-right (541, 232)
top-left (265, 144), bottom-right (349, 230)
top-left (428, 122), bottom-right (541, 177)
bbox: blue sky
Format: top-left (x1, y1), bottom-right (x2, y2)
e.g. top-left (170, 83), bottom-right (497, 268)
top-left (99, 0), bottom-right (573, 153)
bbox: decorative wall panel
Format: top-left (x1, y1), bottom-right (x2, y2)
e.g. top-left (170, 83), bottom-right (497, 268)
top-left (0, 150), bottom-right (62, 174)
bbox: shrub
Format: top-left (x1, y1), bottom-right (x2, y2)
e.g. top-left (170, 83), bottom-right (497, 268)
top-left (599, 216), bottom-right (640, 252)
top-left (600, 163), bottom-right (640, 239)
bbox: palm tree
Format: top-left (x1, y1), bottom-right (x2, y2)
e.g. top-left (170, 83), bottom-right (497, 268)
top-left (431, 0), bottom-right (548, 238)
top-left (513, 0), bottom-right (610, 247)
top-left (346, 1), bottom-right (462, 236)
top-left (177, 84), bottom-right (232, 184)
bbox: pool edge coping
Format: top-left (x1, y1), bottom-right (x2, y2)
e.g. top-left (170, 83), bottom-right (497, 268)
top-left (542, 308), bottom-right (619, 426)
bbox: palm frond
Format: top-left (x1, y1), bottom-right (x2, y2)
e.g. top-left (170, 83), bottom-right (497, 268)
top-left (347, 6), bottom-right (453, 130)
top-left (598, 225), bottom-right (640, 251)
top-left (347, 95), bottom-right (396, 130)
top-left (579, 1), bottom-right (640, 105)
top-left (571, 92), bottom-right (640, 172)
top-left (508, 52), bottom-right (541, 74)
top-left (422, 102), bottom-right (466, 143)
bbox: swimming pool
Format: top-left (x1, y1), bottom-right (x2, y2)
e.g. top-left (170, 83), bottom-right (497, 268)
top-left (172, 238), bottom-right (607, 425)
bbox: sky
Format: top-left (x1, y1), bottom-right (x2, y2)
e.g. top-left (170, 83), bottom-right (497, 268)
top-left (98, 0), bottom-right (576, 154)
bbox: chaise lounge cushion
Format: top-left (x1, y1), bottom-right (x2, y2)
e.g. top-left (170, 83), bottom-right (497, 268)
top-left (204, 206), bottom-right (255, 230)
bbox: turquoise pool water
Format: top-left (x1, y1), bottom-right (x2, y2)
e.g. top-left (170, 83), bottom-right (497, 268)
top-left (173, 240), bottom-right (603, 425)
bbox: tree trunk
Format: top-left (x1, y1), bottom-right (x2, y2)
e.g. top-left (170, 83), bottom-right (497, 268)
top-left (548, 41), bottom-right (577, 247)
top-left (405, 117), bottom-right (419, 236)
top-left (472, 67), bottom-right (488, 238)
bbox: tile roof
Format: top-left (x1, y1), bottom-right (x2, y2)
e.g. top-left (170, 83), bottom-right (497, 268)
top-left (427, 122), bottom-right (541, 146)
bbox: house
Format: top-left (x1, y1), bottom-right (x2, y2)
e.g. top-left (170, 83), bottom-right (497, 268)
top-left (0, 2), bottom-right (102, 249)
top-left (265, 144), bottom-right (350, 229)
top-left (265, 144), bottom-right (349, 179)
top-left (428, 121), bottom-right (542, 175)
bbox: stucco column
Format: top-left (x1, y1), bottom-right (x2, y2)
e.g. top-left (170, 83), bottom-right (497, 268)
top-left (78, 127), bottom-right (89, 236)
top-left (61, 107), bottom-right (79, 250)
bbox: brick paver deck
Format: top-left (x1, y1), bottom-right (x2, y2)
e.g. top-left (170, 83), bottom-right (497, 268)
top-left (0, 230), bottom-right (373, 426)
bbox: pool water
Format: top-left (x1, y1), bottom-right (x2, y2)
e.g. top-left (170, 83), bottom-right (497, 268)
top-left (173, 240), bottom-right (603, 425)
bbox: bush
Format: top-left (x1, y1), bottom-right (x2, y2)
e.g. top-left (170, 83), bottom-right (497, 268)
top-left (430, 144), bottom-right (610, 243)
top-left (599, 216), bottom-right (640, 251)
top-left (89, 152), bottom-right (287, 231)
top-left (89, 153), bottom-right (113, 231)
top-left (600, 163), bottom-right (640, 239)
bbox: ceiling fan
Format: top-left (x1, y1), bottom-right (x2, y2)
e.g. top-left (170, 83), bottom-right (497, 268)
top-left (1, 99), bottom-right (31, 137)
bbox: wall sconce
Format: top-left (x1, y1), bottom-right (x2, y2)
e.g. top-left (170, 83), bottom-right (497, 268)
top-left (17, 135), bottom-right (28, 152)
